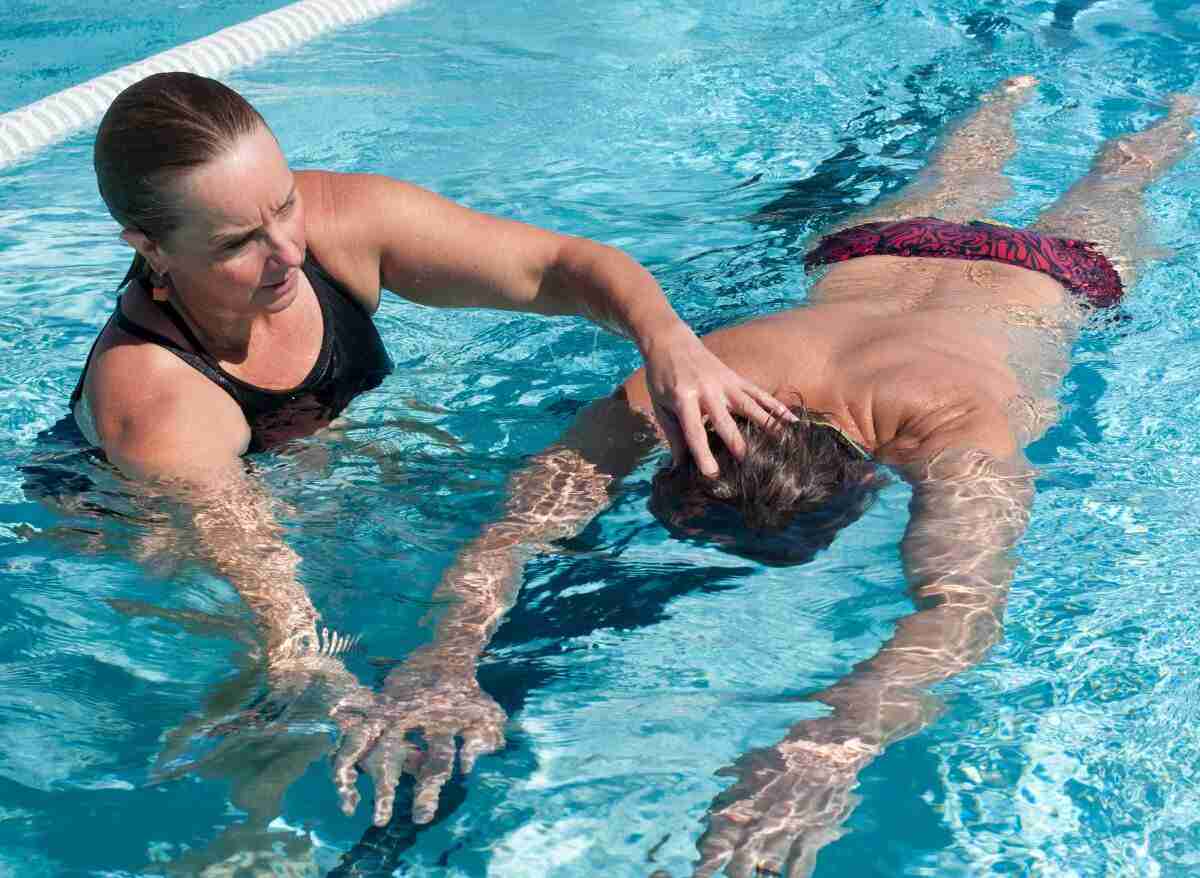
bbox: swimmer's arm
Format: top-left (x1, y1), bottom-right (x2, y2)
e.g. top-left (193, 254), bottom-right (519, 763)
top-left (323, 399), bottom-right (657, 826)
top-left (810, 427), bottom-right (1034, 748)
top-left (692, 446), bottom-right (1033, 878)
top-left (397, 397), bottom-right (657, 678)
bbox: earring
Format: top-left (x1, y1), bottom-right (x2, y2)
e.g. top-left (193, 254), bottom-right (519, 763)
top-left (149, 269), bottom-right (170, 302)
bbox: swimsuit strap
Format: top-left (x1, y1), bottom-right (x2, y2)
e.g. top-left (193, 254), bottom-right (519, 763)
top-left (113, 303), bottom-right (195, 356)
top-left (109, 295), bottom-right (241, 406)
top-left (154, 299), bottom-right (219, 365)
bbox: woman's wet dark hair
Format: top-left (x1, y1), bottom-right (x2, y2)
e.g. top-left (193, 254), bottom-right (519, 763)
top-left (93, 72), bottom-right (268, 290)
top-left (649, 405), bottom-right (883, 565)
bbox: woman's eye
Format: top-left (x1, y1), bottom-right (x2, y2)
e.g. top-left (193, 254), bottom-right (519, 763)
top-left (224, 237), bottom-right (251, 252)
top-left (279, 198), bottom-right (295, 215)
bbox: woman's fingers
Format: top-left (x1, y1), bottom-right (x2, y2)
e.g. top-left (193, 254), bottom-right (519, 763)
top-left (654, 402), bottom-right (689, 469)
top-left (659, 385), bottom-right (794, 475)
top-left (642, 322), bottom-right (797, 472)
top-left (706, 401), bottom-right (746, 462)
top-left (738, 383), bottom-right (796, 428)
top-left (748, 379), bottom-right (797, 423)
top-left (724, 390), bottom-right (774, 435)
top-left (333, 722), bottom-right (379, 816)
top-left (412, 734), bottom-right (458, 824)
top-left (460, 722), bottom-right (505, 775)
top-left (676, 396), bottom-right (720, 476)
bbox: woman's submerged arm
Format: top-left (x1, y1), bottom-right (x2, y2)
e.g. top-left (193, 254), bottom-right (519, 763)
top-left (86, 366), bottom-right (389, 816)
top-left (89, 357), bottom-right (335, 669)
top-left (174, 470), bottom-right (340, 669)
top-left (310, 170), bottom-right (791, 475)
top-left (694, 446), bottom-right (1035, 878)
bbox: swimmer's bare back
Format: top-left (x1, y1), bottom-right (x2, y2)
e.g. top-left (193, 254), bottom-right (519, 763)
top-left (622, 84), bottom-right (1199, 470)
top-left (622, 253), bottom-right (1073, 465)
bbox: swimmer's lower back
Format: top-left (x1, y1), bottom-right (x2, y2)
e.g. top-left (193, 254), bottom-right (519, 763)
top-left (809, 255), bottom-right (1070, 313)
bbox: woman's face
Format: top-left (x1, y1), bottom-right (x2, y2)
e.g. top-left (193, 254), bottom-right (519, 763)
top-left (154, 124), bottom-right (307, 317)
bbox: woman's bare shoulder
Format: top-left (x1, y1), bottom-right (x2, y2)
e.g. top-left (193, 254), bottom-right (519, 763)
top-left (294, 170), bottom-right (397, 313)
top-left (81, 312), bottom-right (249, 460)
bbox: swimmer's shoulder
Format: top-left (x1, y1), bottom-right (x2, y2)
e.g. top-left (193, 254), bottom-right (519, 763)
top-left (617, 306), bottom-right (834, 415)
top-left (79, 299), bottom-right (250, 475)
top-left (562, 391), bottom-right (659, 476)
top-left (871, 374), bottom-right (1018, 467)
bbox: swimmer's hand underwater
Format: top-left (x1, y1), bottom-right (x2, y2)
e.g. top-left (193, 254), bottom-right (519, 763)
top-left (692, 711), bottom-right (885, 878)
top-left (691, 680), bottom-right (944, 878)
top-left (331, 660), bottom-right (505, 825)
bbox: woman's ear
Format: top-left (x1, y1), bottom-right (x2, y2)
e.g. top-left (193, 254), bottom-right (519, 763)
top-left (119, 228), bottom-right (165, 274)
top-left (120, 229), bottom-right (172, 300)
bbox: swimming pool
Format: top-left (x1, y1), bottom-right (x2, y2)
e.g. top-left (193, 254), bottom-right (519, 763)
top-left (1, 0), bottom-right (1199, 874)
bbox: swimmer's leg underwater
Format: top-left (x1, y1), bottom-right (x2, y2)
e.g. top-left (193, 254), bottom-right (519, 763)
top-left (1031, 94), bottom-right (1198, 288)
top-left (832, 74), bottom-right (1039, 228)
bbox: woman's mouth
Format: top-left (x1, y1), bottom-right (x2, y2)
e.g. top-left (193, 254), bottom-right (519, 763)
top-left (260, 270), bottom-right (296, 294)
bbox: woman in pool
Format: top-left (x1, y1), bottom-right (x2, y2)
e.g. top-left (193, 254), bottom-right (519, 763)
top-left (75, 72), bottom-right (787, 476)
top-left (69, 71), bottom-right (790, 828)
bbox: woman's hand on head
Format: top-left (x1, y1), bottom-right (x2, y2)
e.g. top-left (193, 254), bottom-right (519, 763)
top-left (640, 322), bottom-right (793, 477)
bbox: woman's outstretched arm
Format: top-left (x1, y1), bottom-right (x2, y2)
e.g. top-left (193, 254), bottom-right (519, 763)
top-left (304, 169), bottom-right (792, 476)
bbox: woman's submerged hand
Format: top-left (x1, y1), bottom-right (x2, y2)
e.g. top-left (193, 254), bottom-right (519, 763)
top-left (330, 664), bottom-right (507, 826)
top-left (640, 322), bottom-right (794, 477)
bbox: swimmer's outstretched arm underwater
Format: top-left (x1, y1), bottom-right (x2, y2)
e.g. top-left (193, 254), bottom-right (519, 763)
top-left (331, 396), bottom-right (659, 824)
top-left (363, 82), bottom-right (1198, 875)
top-left (692, 449), bottom-right (1034, 878)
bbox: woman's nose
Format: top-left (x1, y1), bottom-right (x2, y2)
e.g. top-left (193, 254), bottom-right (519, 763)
top-left (267, 225), bottom-right (304, 268)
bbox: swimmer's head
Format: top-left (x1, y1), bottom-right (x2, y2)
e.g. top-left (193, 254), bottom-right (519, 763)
top-left (93, 72), bottom-right (269, 289)
top-left (649, 406), bottom-right (883, 565)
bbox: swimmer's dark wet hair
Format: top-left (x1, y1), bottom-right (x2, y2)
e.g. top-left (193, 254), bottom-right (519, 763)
top-left (93, 72), bottom-right (268, 290)
top-left (649, 405), bottom-right (882, 564)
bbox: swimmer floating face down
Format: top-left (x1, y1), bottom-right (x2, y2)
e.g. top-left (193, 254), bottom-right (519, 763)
top-left (366, 78), bottom-right (1199, 878)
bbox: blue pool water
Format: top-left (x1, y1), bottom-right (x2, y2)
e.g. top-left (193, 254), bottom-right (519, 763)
top-left (0, 0), bottom-right (290, 113)
top-left (2, 0), bottom-right (1199, 875)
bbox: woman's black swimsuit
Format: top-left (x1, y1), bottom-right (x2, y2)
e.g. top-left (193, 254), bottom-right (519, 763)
top-left (70, 254), bottom-right (394, 452)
